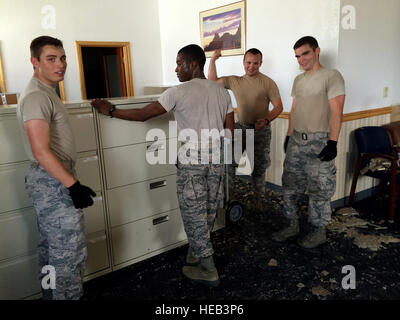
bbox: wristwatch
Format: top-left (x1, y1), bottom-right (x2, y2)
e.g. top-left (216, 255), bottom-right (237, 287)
top-left (109, 105), bottom-right (116, 118)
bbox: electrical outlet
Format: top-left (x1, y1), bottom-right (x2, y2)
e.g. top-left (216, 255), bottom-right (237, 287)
top-left (383, 86), bottom-right (389, 98)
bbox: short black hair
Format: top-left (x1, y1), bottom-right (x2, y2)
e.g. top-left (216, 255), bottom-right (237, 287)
top-left (293, 36), bottom-right (319, 51)
top-left (30, 36), bottom-right (63, 60)
top-left (178, 44), bottom-right (206, 70)
top-left (244, 48), bottom-right (262, 61)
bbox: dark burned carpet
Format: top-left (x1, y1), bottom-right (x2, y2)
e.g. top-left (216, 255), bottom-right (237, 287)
top-left (81, 177), bottom-right (400, 300)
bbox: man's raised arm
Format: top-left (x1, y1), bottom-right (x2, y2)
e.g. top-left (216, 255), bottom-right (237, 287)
top-left (208, 49), bottom-right (225, 87)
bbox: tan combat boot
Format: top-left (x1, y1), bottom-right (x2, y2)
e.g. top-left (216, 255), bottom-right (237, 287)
top-left (185, 247), bottom-right (200, 266)
top-left (297, 226), bottom-right (327, 249)
top-left (182, 255), bottom-right (220, 287)
top-left (271, 218), bottom-right (300, 242)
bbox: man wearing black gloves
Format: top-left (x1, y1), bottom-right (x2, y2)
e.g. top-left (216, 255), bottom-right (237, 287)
top-left (17, 36), bottom-right (95, 299)
top-left (273, 36), bottom-right (345, 249)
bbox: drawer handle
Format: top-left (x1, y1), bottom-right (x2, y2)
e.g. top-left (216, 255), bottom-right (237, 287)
top-left (93, 196), bottom-right (103, 202)
top-left (88, 235), bottom-right (106, 244)
top-left (82, 155), bottom-right (98, 163)
top-left (150, 180), bottom-right (167, 190)
top-left (77, 113), bottom-right (93, 118)
top-left (147, 142), bottom-right (165, 152)
top-left (153, 215), bottom-right (169, 225)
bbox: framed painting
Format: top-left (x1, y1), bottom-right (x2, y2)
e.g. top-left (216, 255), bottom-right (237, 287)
top-left (199, 1), bottom-right (246, 58)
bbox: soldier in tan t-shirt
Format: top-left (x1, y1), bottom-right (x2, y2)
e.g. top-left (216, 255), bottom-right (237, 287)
top-left (208, 48), bottom-right (283, 211)
top-left (272, 36), bottom-right (345, 249)
top-left (17, 36), bottom-right (96, 300)
top-left (92, 44), bottom-right (234, 288)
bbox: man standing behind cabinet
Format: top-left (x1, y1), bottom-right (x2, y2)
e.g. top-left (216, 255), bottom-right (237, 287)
top-left (17, 36), bottom-right (96, 300)
top-left (208, 48), bottom-right (283, 211)
top-left (91, 44), bottom-right (234, 287)
top-left (272, 36), bottom-right (345, 249)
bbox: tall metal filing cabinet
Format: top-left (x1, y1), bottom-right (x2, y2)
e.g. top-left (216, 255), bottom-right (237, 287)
top-left (67, 104), bottom-right (111, 280)
top-left (0, 104), bottom-right (110, 300)
top-left (96, 98), bottom-right (188, 270)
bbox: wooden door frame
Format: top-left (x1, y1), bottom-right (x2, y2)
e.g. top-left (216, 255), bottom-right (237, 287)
top-left (0, 53), bottom-right (6, 93)
top-left (58, 81), bottom-right (66, 101)
top-left (75, 41), bottom-right (134, 100)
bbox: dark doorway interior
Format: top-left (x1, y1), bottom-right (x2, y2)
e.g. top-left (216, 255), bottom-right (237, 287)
top-left (81, 47), bottom-right (126, 99)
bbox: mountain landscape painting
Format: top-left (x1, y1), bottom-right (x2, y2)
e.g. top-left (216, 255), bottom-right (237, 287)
top-left (200, 1), bottom-right (246, 57)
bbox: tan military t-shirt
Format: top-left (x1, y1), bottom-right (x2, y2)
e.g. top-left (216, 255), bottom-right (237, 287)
top-left (223, 73), bottom-right (280, 125)
top-left (159, 78), bottom-right (233, 136)
top-left (291, 68), bottom-right (345, 133)
top-left (17, 77), bottom-right (77, 164)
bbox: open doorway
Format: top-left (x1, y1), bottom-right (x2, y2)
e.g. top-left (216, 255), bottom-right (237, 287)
top-left (75, 41), bottom-right (134, 100)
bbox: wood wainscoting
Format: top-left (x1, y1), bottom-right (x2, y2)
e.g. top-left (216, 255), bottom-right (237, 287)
top-left (262, 106), bottom-right (393, 202)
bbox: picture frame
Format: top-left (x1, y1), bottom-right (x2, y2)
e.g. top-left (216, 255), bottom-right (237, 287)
top-left (199, 1), bottom-right (246, 58)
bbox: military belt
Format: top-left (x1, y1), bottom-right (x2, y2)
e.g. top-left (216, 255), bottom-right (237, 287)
top-left (292, 131), bottom-right (329, 141)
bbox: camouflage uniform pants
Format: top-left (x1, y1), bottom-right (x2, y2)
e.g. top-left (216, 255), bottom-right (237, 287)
top-left (25, 163), bottom-right (87, 300)
top-left (229, 123), bottom-right (271, 198)
top-left (282, 131), bottom-right (336, 227)
top-left (176, 162), bottom-right (224, 259)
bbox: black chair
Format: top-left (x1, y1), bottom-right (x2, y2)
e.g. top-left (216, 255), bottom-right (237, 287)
top-left (349, 126), bottom-right (399, 222)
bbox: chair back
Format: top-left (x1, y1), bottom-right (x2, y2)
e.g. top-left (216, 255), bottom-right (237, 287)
top-left (354, 126), bottom-right (392, 155)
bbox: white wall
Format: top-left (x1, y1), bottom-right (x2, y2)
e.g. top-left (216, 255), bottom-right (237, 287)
top-left (338, 0), bottom-right (400, 112)
top-left (159, 0), bottom-right (400, 113)
top-left (158, 0), bottom-right (341, 111)
top-left (1, 0), bottom-right (398, 111)
top-left (0, 0), bottom-right (163, 100)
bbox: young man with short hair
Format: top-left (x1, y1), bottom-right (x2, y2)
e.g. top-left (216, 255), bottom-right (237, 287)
top-left (208, 48), bottom-right (283, 211)
top-left (17, 36), bottom-right (96, 299)
top-left (91, 44), bottom-right (234, 287)
top-left (272, 36), bottom-right (346, 249)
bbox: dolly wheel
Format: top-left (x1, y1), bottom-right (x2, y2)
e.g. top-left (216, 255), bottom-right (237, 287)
top-left (226, 201), bottom-right (244, 223)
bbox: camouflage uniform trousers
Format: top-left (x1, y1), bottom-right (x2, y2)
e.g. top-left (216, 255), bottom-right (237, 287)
top-left (282, 131), bottom-right (336, 227)
top-left (176, 161), bottom-right (224, 259)
top-left (229, 122), bottom-right (271, 198)
top-left (25, 163), bottom-right (87, 300)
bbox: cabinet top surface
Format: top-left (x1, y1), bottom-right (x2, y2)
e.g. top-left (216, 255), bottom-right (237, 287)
top-left (0, 95), bottom-right (161, 115)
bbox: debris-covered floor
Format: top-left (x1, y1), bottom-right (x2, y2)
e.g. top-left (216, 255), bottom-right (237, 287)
top-left (82, 177), bottom-right (400, 300)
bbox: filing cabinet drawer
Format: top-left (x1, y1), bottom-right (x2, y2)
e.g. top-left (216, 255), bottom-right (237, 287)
top-left (69, 111), bottom-right (97, 152)
top-left (99, 108), bottom-right (176, 148)
top-left (83, 195), bottom-right (106, 235)
top-left (104, 139), bottom-right (177, 189)
top-left (0, 208), bottom-right (38, 261)
top-left (0, 200), bottom-right (106, 262)
top-left (0, 254), bottom-right (41, 300)
top-left (85, 231), bottom-right (109, 276)
top-left (111, 209), bottom-right (186, 265)
top-left (0, 114), bottom-right (28, 165)
top-left (108, 174), bottom-right (178, 227)
top-left (0, 162), bottom-right (32, 214)
top-left (75, 152), bottom-right (101, 191)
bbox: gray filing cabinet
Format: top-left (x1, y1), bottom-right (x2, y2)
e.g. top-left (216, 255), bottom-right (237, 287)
top-left (0, 95), bottom-right (225, 299)
top-left (0, 104), bottom-right (110, 300)
top-left (96, 101), bottom-right (187, 270)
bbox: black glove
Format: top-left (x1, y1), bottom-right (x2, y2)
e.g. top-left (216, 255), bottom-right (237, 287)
top-left (68, 180), bottom-right (96, 209)
top-left (284, 136), bottom-right (290, 153)
top-left (318, 140), bottom-right (337, 161)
